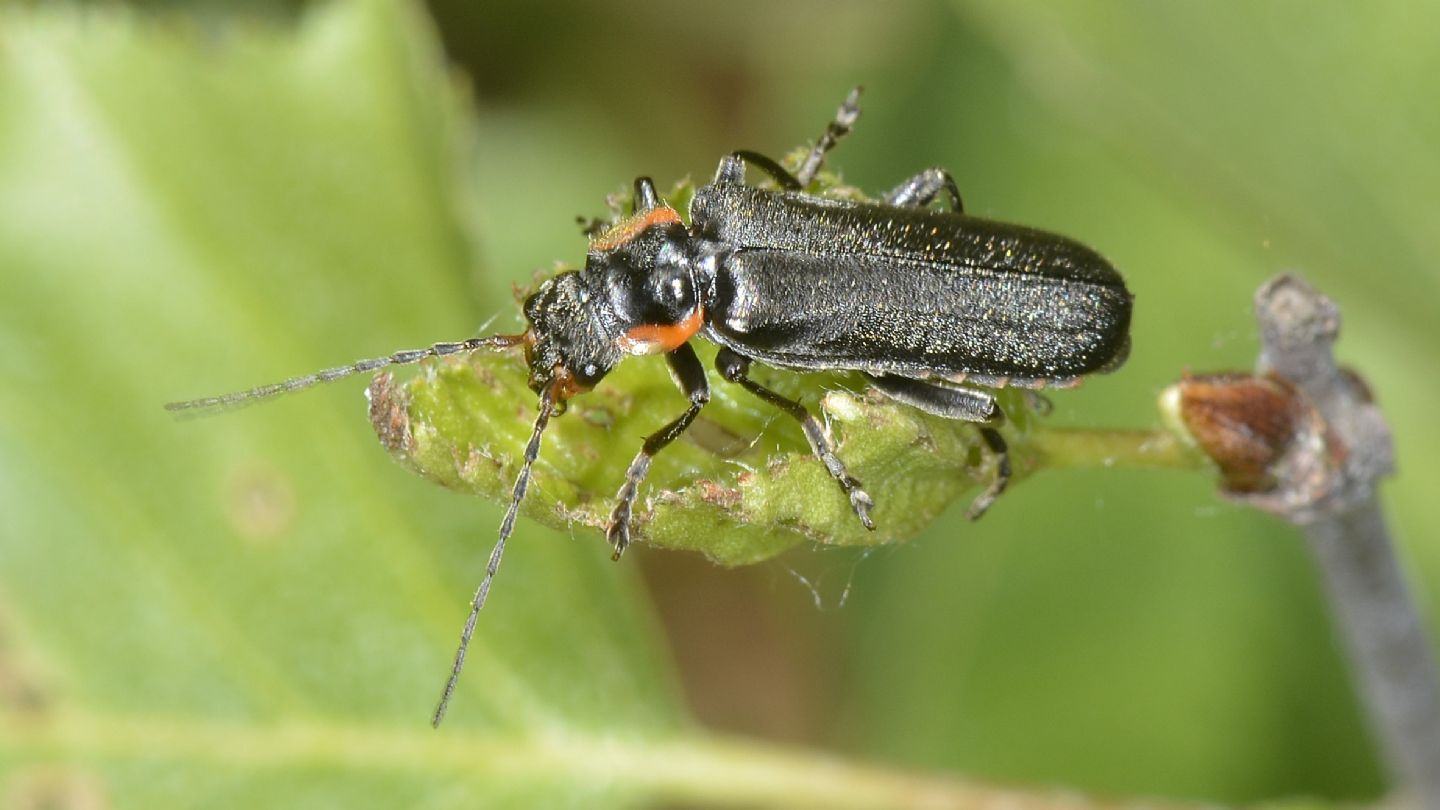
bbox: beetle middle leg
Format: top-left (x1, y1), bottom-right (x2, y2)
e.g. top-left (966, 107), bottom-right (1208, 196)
top-left (607, 343), bottom-right (710, 560)
top-left (864, 373), bottom-right (1010, 520)
top-left (884, 167), bottom-right (965, 213)
top-left (716, 86), bottom-right (864, 192)
top-left (719, 151), bottom-right (802, 191)
top-left (715, 347), bottom-right (875, 529)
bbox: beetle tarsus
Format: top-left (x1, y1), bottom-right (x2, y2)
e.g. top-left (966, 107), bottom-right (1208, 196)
top-left (1024, 390), bottom-right (1054, 416)
top-left (794, 85), bottom-right (863, 187)
top-left (884, 166), bottom-right (965, 213)
top-left (607, 454), bottom-right (649, 560)
top-left (847, 479), bottom-right (876, 530)
top-left (965, 426), bottom-right (1011, 520)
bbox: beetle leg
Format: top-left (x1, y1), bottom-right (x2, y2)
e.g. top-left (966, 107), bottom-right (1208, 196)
top-left (718, 151), bottom-right (802, 191)
top-left (863, 374), bottom-right (1009, 520)
top-left (607, 343), bottom-right (710, 560)
top-left (716, 347), bottom-right (875, 530)
top-left (714, 87), bottom-right (863, 193)
top-left (575, 215), bottom-right (608, 237)
top-left (1023, 390), bottom-right (1054, 416)
top-left (884, 167), bottom-right (965, 213)
top-left (793, 86), bottom-right (863, 187)
top-left (968, 427), bottom-right (1010, 520)
top-left (633, 177), bottom-right (661, 211)
top-left (863, 373), bottom-right (998, 421)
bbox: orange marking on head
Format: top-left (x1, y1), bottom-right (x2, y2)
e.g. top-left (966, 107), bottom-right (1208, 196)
top-left (619, 308), bottom-right (704, 355)
top-left (549, 365), bottom-right (588, 401)
top-left (589, 206), bottom-right (682, 252)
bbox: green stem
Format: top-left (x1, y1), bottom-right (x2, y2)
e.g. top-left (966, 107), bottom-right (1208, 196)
top-left (1027, 427), bottom-right (1206, 473)
top-left (5, 708), bottom-right (1226, 810)
top-left (649, 733), bottom-right (1218, 810)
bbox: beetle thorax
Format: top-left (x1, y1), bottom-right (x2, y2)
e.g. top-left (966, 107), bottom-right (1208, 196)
top-left (588, 219), bottom-right (706, 356)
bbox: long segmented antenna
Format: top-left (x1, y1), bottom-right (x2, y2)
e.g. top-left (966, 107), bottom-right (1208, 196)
top-left (164, 334), bottom-right (529, 416)
top-left (432, 382), bottom-right (557, 728)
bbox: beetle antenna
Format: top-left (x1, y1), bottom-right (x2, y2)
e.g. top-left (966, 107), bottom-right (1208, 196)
top-left (164, 334), bottom-right (529, 417)
top-left (432, 382), bottom-right (557, 728)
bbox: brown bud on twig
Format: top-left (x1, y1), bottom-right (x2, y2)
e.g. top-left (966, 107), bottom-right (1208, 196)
top-left (1163, 274), bottom-right (1436, 807)
top-left (1160, 275), bottom-right (1392, 524)
top-left (1163, 372), bottom-right (1311, 495)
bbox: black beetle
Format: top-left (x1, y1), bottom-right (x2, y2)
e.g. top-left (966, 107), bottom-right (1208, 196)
top-left (167, 88), bottom-right (1132, 724)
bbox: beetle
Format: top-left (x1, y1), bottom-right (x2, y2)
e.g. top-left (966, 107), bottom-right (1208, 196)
top-left (167, 88), bottom-right (1132, 724)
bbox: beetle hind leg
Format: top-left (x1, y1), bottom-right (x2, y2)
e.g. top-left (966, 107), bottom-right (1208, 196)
top-left (863, 373), bottom-right (1010, 520)
top-left (716, 348), bottom-right (875, 530)
top-left (884, 167), bottom-right (965, 213)
top-left (794, 86), bottom-right (863, 187)
top-left (967, 427), bottom-right (1010, 520)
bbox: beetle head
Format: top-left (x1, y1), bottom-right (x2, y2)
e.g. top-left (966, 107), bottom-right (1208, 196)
top-left (522, 271), bottom-right (624, 402)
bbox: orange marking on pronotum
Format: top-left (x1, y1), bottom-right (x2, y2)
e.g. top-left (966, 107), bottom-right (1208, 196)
top-left (618, 307), bottom-right (705, 355)
top-left (589, 206), bottom-right (683, 252)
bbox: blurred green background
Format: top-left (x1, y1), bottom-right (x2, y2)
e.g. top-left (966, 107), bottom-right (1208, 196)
top-left (2, 0), bottom-right (1436, 806)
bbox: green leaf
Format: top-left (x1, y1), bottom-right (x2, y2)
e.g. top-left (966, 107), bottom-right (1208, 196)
top-left (4, 1), bottom-right (1419, 806)
top-left (372, 341), bottom-right (1034, 566)
top-left (0, 4), bottom-right (1149, 808)
top-left (0, 2), bottom-right (682, 805)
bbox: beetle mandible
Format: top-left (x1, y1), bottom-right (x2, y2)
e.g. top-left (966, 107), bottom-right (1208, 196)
top-left (167, 88), bottom-right (1133, 725)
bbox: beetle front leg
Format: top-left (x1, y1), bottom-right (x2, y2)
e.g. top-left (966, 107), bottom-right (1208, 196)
top-left (607, 343), bottom-right (710, 560)
top-left (884, 167), bottom-right (965, 213)
top-left (863, 373), bottom-right (1009, 520)
top-left (716, 347), bottom-right (875, 530)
